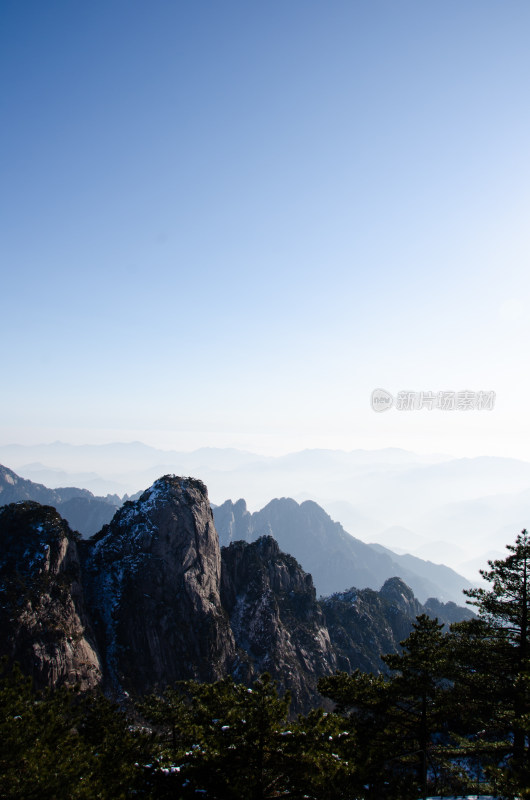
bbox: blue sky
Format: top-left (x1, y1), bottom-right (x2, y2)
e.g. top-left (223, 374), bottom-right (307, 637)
top-left (2, 1), bottom-right (530, 458)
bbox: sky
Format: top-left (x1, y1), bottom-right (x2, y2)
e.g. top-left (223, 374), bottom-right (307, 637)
top-left (2, 0), bottom-right (530, 459)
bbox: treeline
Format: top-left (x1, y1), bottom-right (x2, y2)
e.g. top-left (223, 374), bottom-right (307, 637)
top-left (3, 531), bottom-right (530, 799)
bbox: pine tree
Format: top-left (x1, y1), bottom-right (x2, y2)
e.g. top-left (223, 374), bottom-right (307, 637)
top-left (0, 658), bottom-right (91, 799)
top-left (278, 707), bottom-right (353, 800)
top-left (463, 529), bottom-right (530, 796)
top-left (381, 614), bottom-right (450, 799)
top-left (319, 669), bottom-right (399, 799)
top-left (465, 529), bottom-right (530, 664)
top-left (76, 691), bottom-right (154, 799)
top-left (0, 658), bottom-right (154, 799)
top-left (438, 617), bottom-right (513, 795)
top-left (141, 674), bottom-right (295, 799)
top-left (320, 615), bottom-right (454, 800)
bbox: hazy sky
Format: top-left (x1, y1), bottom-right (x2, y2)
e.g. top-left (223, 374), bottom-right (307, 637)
top-left (2, 1), bottom-right (530, 458)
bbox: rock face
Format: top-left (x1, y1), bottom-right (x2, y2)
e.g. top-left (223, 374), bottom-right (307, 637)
top-left (0, 502), bottom-right (101, 690)
top-left (0, 476), bottom-right (475, 713)
top-left (82, 476), bottom-right (235, 695)
top-left (424, 596), bottom-right (475, 625)
top-left (221, 536), bottom-right (337, 713)
top-left (321, 578), bottom-right (424, 674)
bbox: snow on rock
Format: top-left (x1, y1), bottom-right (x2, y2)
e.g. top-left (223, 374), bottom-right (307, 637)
top-left (83, 475), bottom-right (235, 695)
top-left (0, 501), bottom-right (102, 690)
top-left (220, 535), bottom-right (337, 714)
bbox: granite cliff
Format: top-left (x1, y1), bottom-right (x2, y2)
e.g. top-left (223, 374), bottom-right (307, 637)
top-left (0, 502), bottom-right (101, 690)
top-left (82, 476), bottom-right (235, 695)
top-left (0, 476), bottom-right (473, 712)
top-left (221, 536), bottom-right (337, 712)
top-left (1, 463), bottom-right (473, 603)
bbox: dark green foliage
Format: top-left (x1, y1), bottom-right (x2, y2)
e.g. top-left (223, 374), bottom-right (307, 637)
top-left (444, 618), bottom-right (512, 743)
top-left (463, 529), bottom-right (530, 796)
top-left (182, 674), bottom-right (292, 799)
top-left (319, 669), bottom-right (399, 798)
top-left (6, 530), bottom-right (530, 798)
top-left (319, 616), bottom-right (455, 800)
top-left (317, 532), bottom-right (530, 799)
top-left (381, 615), bottom-right (450, 799)
top-left (142, 674), bottom-right (290, 799)
top-left (465, 529), bottom-right (530, 652)
top-left (0, 658), bottom-right (153, 799)
top-left (277, 708), bottom-right (353, 800)
top-left (139, 673), bottom-right (354, 800)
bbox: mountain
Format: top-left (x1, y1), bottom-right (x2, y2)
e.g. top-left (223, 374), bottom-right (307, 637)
top-left (0, 464), bottom-right (120, 536)
top-left (4, 443), bottom-right (529, 577)
top-left (213, 497), bottom-right (474, 604)
top-left (0, 501), bottom-right (101, 690)
top-left (0, 476), bottom-right (474, 713)
top-left (1, 462), bottom-right (475, 605)
top-left (368, 543), bottom-right (475, 605)
top-left (82, 477), bottom-right (236, 695)
top-left (321, 579), bottom-right (423, 674)
top-left (220, 536), bottom-right (338, 712)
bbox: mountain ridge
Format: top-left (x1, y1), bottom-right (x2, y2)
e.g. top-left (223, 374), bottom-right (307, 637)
top-left (214, 497), bottom-right (474, 604)
top-left (0, 464), bottom-right (119, 536)
top-left (0, 476), bottom-right (474, 713)
top-left (3, 442), bottom-right (529, 577)
top-left (1, 463), bottom-right (474, 604)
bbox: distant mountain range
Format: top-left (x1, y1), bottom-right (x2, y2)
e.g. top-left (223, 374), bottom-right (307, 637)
top-left (213, 497), bottom-right (474, 604)
top-left (1, 442), bottom-right (528, 578)
top-left (0, 463), bottom-right (474, 605)
top-left (0, 465), bottom-right (120, 536)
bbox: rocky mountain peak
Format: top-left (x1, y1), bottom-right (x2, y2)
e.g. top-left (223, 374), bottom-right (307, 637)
top-left (214, 495), bottom-right (473, 604)
top-left (1, 476), bottom-right (476, 714)
top-left (83, 475), bottom-right (235, 695)
top-left (0, 501), bottom-right (72, 577)
top-left (0, 502), bottom-right (101, 690)
top-left (213, 497), bottom-right (253, 544)
top-left (379, 576), bottom-right (421, 612)
top-left (220, 535), bottom-right (336, 713)
top-left (91, 475), bottom-right (212, 558)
